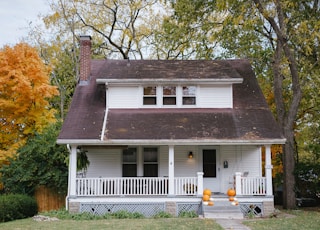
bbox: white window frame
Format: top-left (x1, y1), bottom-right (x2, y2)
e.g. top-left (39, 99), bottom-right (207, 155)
top-left (141, 85), bottom-right (197, 108)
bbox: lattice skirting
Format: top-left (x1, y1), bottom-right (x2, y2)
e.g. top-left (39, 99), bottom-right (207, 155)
top-left (240, 202), bottom-right (263, 217)
top-left (176, 202), bottom-right (203, 216)
top-left (79, 202), bottom-right (202, 217)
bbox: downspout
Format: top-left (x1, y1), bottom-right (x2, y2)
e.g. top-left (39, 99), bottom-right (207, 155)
top-left (101, 83), bottom-right (109, 141)
top-left (66, 144), bottom-right (72, 211)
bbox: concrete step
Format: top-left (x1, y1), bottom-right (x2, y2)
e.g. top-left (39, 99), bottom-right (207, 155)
top-left (203, 200), bottom-right (244, 219)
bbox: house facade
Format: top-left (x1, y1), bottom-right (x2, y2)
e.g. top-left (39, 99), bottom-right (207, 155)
top-left (57, 36), bottom-right (285, 217)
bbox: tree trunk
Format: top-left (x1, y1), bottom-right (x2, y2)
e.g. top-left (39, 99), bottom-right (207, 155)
top-left (282, 128), bottom-right (296, 209)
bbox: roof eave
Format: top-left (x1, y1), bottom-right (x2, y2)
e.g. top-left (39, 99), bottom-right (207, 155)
top-left (57, 138), bottom-right (286, 146)
top-left (96, 78), bottom-right (243, 85)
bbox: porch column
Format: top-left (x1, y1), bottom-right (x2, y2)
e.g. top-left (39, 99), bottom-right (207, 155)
top-left (265, 145), bottom-right (273, 196)
top-left (197, 172), bottom-right (204, 197)
top-left (168, 145), bottom-right (175, 196)
top-left (69, 145), bottom-right (78, 197)
top-left (235, 172), bottom-right (242, 195)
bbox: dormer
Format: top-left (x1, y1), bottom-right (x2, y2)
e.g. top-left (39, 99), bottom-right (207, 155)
top-left (94, 60), bottom-right (243, 109)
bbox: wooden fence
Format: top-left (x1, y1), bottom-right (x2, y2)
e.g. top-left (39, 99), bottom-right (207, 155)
top-left (34, 186), bottom-right (65, 212)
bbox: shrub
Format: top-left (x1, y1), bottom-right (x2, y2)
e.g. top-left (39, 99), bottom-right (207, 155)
top-left (178, 211), bottom-right (198, 218)
top-left (0, 194), bottom-right (38, 222)
top-left (111, 210), bottom-right (144, 219)
top-left (153, 211), bottom-right (173, 218)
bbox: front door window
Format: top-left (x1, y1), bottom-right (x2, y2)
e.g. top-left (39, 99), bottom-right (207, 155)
top-left (203, 149), bottom-right (217, 178)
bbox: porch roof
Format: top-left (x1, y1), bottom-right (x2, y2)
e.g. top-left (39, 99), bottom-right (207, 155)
top-left (57, 59), bottom-right (285, 145)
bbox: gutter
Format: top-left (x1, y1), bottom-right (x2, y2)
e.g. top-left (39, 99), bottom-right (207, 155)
top-left (96, 78), bottom-right (243, 85)
top-left (57, 138), bottom-right (286, 146)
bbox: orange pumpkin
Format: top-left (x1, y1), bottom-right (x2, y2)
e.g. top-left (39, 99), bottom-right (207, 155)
top-left (203, 188), bottom-right (212, 197)
top-left (208, 201), bottom-right (214, 206)
top-left (227, 188), bottom-right (236, 197)
top-left (229, 197), bottom-right (235, 201)
top-left (202, 194), bottom-right (210, 201)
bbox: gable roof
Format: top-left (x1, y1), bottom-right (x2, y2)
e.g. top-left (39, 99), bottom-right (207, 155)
top-left (57, 59), bottom-right (285, 145)
top-left (93, 59), bottom-right (243, 84)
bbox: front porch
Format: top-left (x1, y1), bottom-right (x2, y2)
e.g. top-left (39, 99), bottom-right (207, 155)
top-left (66, 145), bottom-right (275, 217)
top-left (67, 173), bottom-right (274, 217)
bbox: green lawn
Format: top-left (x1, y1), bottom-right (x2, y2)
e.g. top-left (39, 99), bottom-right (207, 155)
top-left (1, 208), bottom-right (319, 230)
top-left (244, 208), bottom-right (320, 230)
top-left (0, 218), bottom-right (222, 230)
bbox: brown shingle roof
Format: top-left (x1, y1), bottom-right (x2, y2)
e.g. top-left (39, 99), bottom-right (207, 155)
top-left (58, 59), bottom-right (284, 144)
top-left (92, 59), bottom-right (242, 80)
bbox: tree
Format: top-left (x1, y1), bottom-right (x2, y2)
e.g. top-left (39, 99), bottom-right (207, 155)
top-left (0, 43), bottom-right (58, 160)
top-left (165, 0), bottom-right (320, 209)
top-left (42, 0), bottom-right (169, 60)
top-left (0, 123), bottom-right (69, 195)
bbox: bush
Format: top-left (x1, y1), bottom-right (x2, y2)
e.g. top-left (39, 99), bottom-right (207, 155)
top-left (153, 211), bottom-right (173, 218)
top-left (0, 194), bottom-right (38, 222)
top-left (178, 211), bottom-right (198, 218)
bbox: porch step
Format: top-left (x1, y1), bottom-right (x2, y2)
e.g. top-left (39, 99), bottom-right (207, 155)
top-left (203, 200), bottom-right (244, 219)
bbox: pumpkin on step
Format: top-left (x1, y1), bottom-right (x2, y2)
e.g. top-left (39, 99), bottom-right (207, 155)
top-left (203, 188), bottom-right (212, 197)
top-left (227, 188), bottom-right (236, 197)
top-left (202, 194), bottom-right (210, 201)
top-left (208, 201), bottom-right (214, 206)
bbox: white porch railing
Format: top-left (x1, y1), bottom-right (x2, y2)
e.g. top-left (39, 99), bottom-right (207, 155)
top-left (76, 177), bottom-right (199, 196)
top-left (235, 173), bottom-right (267, 196)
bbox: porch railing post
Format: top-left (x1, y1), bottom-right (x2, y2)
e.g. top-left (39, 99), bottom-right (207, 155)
top-left (265, 145), bottom-right (273, 196)
top-left (69, 145), bottom-right (77, 197)
top-left (168, 145), bottom-right (175, 196)
top-left (235, 172), bottom-right (242, 195)
top-left (197, 172), bottom-right (204, 197)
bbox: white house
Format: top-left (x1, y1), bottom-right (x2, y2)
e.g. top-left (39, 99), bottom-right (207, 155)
top-left (57, 36), bottom-right (285, 217)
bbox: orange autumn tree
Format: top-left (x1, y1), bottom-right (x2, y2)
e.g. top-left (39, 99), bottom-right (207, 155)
top-left (262, 145), bottom-right (283, 179)
top-left (0, 43), bottom-right (58, 162)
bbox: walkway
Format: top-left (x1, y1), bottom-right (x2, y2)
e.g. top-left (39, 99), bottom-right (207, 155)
top-left (215, 219), bottom-right (251, 230)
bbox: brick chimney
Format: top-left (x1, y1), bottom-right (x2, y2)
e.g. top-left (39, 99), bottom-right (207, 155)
top-left (79, 35), bottom-right (92, 83)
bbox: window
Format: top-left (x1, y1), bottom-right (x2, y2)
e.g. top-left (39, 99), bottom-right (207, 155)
top-left (122, 148), bottom-right (137, 177)
top-left (163, 86), bottom-right (176, 105)
top-left (143, 86), bottom-right (157, 105)
top-left (182, 86), bottom-right (196, 105)
top-left (203, 149), bottom-right (216, 178)
top-left (143, 148), bottom-right (158, 177)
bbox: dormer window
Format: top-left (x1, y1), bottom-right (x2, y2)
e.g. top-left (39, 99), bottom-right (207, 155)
top-left (143, 86), bottom-right (157, 105)
top-left (182, 86), bottom-right (196, 105)
top-left (163, 86), bottom-right (176, 105)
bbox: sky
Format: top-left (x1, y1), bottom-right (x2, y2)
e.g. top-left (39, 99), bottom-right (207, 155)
top-left (0, 0), bottom-right (50, 47)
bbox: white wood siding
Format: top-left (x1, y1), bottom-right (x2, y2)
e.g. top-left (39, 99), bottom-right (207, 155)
top-left (173, 146), bottom-right (198, 177)
top-left (219, 145), bottom-right (261, 193)
top-left (198, 85), bottom-right (233, 108)
top-left (85, 148), bottom-right (122, 177)
top-left (108, 86), bottom-right (140, 108)
top-left (107, 84), bottom-right (233, 109)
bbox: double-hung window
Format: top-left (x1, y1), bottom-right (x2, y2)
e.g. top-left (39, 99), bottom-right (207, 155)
top-left (143, 86), bottom-right (157, 105)
top-left (122, 148), bottom-right (137, 177)
top-left (163, 86), bottom-right (176, 105)
top-left (143, 147), bottom-right (158, 177)
top-left (182, 86), bottom-right (196, 105)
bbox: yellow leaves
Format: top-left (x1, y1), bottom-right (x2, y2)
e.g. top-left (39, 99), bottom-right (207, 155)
top-left (0, 43), bottom-right (58, 159)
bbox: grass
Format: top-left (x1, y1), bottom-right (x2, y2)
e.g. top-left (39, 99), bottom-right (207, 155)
top-left (244, 207), bottom-right (320, 230)
top-left (1, 207), bottom-right (320, 230)
top-left (0, 217), bottom-right (222, 230)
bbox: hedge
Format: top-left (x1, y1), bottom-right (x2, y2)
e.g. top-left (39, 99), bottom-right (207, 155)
top-left (0, 194), bottom-right (38, 222)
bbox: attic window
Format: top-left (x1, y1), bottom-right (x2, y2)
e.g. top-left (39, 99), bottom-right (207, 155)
top-left (182, 86), bottom-right (196, 105)
top-left (143, 86), bottom-right (157, 105)
top-left (163, 86), bottom-right (176, 105)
